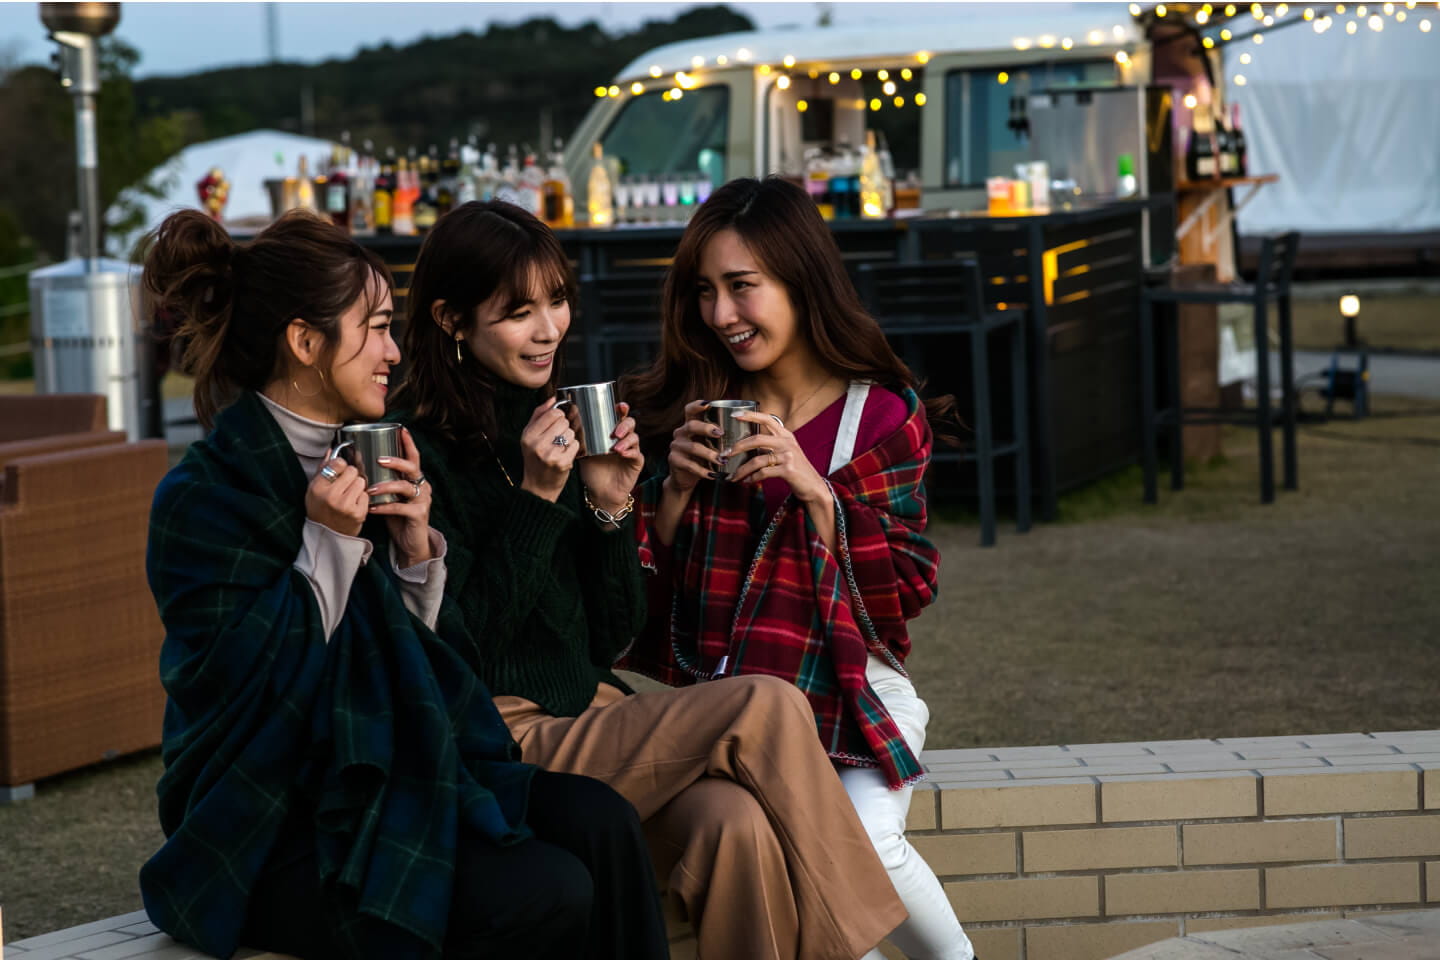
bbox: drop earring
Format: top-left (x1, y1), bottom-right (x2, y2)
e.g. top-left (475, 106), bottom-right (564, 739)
top-left (455, 337), bottom-right (463, 363)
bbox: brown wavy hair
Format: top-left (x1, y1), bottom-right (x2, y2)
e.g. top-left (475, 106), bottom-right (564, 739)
top-left (621, 176), bottom-right (957, 455)
top-left (389, 201), bottom-right (577, 447)
top-left (137, 209), bottom-right (390, 429)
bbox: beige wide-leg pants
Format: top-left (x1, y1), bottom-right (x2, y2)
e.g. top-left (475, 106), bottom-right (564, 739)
top-left (496, 674), bottom-right (906, 960)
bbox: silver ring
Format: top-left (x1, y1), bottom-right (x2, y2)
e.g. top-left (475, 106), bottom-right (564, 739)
top-left (414, 474), bottom-right (428, 487)
top-left (411, 480), bottom-right (422, 499)
top-left (553, 435), bottom-right (569, 447)
top-left (320, 464), bottom-right (339, 482)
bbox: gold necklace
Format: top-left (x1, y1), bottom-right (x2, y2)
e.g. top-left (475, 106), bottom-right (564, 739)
top-left (479, 430), bottom-right (515, 487)
top-left (755, 375), bottom-right (837, 425)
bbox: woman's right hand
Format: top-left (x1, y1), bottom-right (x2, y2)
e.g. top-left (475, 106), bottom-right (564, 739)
top-left (519, 397), bottom-right (579, 502)
top-left (306, 455), bottom-right (369, 537)
top-left (664, 399), bottom-right (724, 496)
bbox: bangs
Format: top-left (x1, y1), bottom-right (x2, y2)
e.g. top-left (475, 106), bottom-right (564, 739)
top-left (492, 245), bottom-right (575, 316)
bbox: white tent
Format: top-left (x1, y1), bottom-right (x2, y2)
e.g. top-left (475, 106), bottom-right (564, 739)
top-left (1226, 16), bottom-right (1440, 237)
top-left (106, 129), bottom-right (339, 256)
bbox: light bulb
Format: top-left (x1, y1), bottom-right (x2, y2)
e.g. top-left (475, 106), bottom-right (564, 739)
top-left (1234, 73), bottom-right (1247, 84)
top-left (915, 92), bottom-right (927, 105)
top-left (1062, 36), bottom-right (1075, 48)
top-left (998, 71), bottom-right (1010, 84)
top-left (828, 72), bottom-right (840, 84)
top-left (1339, 294), bottom-right (1361, 317)
top-left (797, 99), bottom-right (808, 112)
top-left (649, 65), bottom-right (662, 78)
top-left (893, 96), bottom-right (905, 108)
top-left (630, 82), bottom-right (645, 95)
top-left (878, 69), bottom-right (890, 80)
top-left (851, 68), bottom-right (863, 79)
top-left (870, 98), bottom-right (881, 111)
top-left (1184, 93), bottom-right (1199, 108)
top-left (776, 75), bottom-right (791, 90)
top-left (594, 86), bottom-right (607, 98)
top-left (883, 81), bottom-right (897, 95)
top-left (784, 55), bottom-right (796, 67)
top-left (1241, 51), bottom-right (1253, 62)
top-left (901, 68), bottom-right (914, 80)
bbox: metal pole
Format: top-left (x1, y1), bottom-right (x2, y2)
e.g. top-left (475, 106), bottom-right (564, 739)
top-left (74, 85), bottom-right (101, 264)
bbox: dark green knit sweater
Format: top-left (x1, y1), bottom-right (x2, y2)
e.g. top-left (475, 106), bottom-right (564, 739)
top-left (399, 381), bottom-right (644, 718)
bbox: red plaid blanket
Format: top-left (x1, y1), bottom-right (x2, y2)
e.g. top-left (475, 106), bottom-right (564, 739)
top-left (624, 388), bottom-right (938, 788)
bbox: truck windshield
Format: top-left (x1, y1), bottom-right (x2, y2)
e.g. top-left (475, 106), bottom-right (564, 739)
top-left (945, 60), bottom-right (1115, 187)
top-left (601, 86), bottom-right (731, 181)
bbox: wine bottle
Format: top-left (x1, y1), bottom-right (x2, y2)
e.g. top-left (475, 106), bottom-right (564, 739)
top-left (1231, 103), bottom-right (1248, 177)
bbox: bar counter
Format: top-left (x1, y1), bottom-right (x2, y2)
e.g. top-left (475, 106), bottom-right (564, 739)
top-left (360, 196), bottom-right (1173, 521)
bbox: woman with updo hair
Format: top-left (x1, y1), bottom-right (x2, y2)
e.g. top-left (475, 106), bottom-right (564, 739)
top-left (137, 209), bottom-right (667, 960)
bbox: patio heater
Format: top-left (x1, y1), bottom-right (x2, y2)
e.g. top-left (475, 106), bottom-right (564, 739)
top-left (27, 3), bottom-right (159, 440)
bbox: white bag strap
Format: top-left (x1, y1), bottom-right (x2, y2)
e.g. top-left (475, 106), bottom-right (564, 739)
top-left (828, 381), bottom-right (871, 475)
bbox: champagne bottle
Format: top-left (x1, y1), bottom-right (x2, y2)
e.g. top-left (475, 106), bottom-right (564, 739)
top-left (586, 142), bottom-right (613, 227)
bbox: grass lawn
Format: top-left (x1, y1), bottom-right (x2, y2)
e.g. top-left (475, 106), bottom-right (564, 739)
top-left (2, 397), bottom-right (1438, 942)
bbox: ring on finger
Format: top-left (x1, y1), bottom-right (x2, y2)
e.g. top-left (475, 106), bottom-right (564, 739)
top-left (770, 453), bottom-right (780, 469)
top-left (411, 480), bottom-right (422, 499)
top-left (552, 434), bottom-right (569, 447)
top-left (320, 463), bottom-right (339, 482)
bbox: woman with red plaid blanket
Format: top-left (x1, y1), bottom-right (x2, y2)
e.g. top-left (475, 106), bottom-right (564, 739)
top-left (623, 177), bottom-right (976, 960)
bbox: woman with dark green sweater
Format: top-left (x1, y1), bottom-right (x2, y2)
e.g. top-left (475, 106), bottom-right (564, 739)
top-left (391, 201), bottom-right (904, 960)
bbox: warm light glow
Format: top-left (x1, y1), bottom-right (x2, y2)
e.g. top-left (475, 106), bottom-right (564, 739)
top-left (1251, 1), bottom-right (1263, 14)
top-left (594, 86), bottom-right (607, 97)
top-left (670, 89), bottom-right (683, 100)
top-left (998, 70), bottom-right (1011, 84)
top-left (1304, 6), bottom-right (1316, 17)
top-left (808, 69), bottom-right (819, 78)
top-left (649, 65), bottom-right (662, 78)
top-left (1204, 35), bottom-right (1216, 46)
top-left (1225, 3), bottom-right (1237, 13)
top-left (1221, 28), bottom-right (1233, 38)
top-left (915, 92), bottom-right (927, 105)
top-left (784, 55), bottom-right (796, 67)
top-left (1088, 29), bottom-right (1105, 43)
top-left (883, 80), bottom-right (898, 95)
top-left (737, 47), bottom-right (752, 61)
top-left (716, 55), bottom-right (728, 66)
top-left (675, 71), bottom-right (698, 89)
top-left (758, 64), bottom-right (771, 75)
top-left (1370, 12), bottom-right (1386, 25)
top-left (851, 68), bottom-right (863, 79)
top-left (870, 98), bottom-right (882, 111)
top-left (1156, 4), bottom-right (1168, 16)
top-left (901, 67), bottom-right (914, 80)
top-left (917, 51), bottom-right (931, 64)
top-left (1357, 3), bottom-right (1367, 12)
top-left (1039, 34), bottom-right (1058, 47)
top-left (1198, 9), bottom-right (1211, 21)
top-left (828, 71), bottom-right (840, 84)
top-left (878, 69), bottom-right (890, 80)
top-left (1014, 37), bottom-right (1034, 50)
top-left (1203, 2), bottom-right (1214, 10)
top-left (1422, 15), bottom-right (1433, 27)
top-left (1339, 294), bottom-right (1361, 317)
top-left (630, 81), bottom-right (645, 94)
top-left (1114, 24), bottom-right (1127, 37)
top-left (1347, 17), bottom-right (1359, 28)
top-left (1062, 36), bottom-right (1075, 48)
top-left (1129, 2), bottom-right (1141, 12)
top-left (1234, 73), bottom-right (1247, 84)
top-left (1278, 2), bottom-right (1290, 13)
top-left (1115, 50), bottom-right (1131, 63)
top-left (1241, 51), bottom-right (1253, 62)
top-left (893, 95), bottom-right (905, 107)
top-left (1183, 92), bottom-right (1199, 108)
top-left (691, 56), bottom-right (705, 68)
top-left (1397, 8), bottom-right (1408, 17)
top-left (853, 98), bottom-right (867, 110)
top-left (1264, 13), bottom-right (1275, 23)
top-left (776, 74), bottom-right (791, 90)
top-left (1336, 3), bottom-right (1346, 12)
top-left (607, 85), bottom-right (620, 97)
top-left (796, 99), bottom-right (808, 112)
top-left (661, 89), bottom-right (672, 101)
top-left (1254, 31), bottom-right (1265, 40)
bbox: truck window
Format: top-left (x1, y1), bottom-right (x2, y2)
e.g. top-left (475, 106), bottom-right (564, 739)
top-left (944, 61), bottom-right (1115, 187)
top-left (600, 86), bottom-right (730, 180)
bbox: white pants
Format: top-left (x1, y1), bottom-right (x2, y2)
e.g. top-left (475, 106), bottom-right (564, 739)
top-left (841, 658), bottom-right (975, 960)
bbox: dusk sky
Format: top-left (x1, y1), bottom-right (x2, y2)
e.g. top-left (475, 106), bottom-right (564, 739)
top-left (0, 2), bottom-right (1108, 78)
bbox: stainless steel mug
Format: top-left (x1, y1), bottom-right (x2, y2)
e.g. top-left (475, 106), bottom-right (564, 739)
top-left (555, 381), bottom-right (620, 457)
top-left (332, 422), bottom-right (403, 504)
top-left (704, 400), bottom-right (759, 480)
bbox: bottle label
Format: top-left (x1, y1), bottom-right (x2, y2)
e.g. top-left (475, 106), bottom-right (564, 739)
top-left (374, 192), bottom-right (393, 227)
top-left (1198, 156), bottom-right (1216, 177)
top-left (326, 184), bottom-right (347, 214)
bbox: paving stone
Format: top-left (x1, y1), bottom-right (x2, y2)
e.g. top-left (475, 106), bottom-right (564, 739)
top-left (7, 933), bottom-right (135, 960)
top-left (1061, 742), bottom-right (1159, 757)
top-left (9, 915), bottom-right (148, 951)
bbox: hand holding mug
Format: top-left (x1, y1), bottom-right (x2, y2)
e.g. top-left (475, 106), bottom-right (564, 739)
top-left (365, 426), bottom-right (433, 566)
top-left (520, 397), bottom-right (578, 502)
top-left (664, 399), bottom-right (726, 495)
top-left (727, 411), bottom-right (828, 504)
top-left (306, 455), bottom-right (368, 537)
top-left (577, 400), bottom-right (643, 516)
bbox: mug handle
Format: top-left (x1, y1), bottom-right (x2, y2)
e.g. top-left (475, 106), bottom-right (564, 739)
top-left (326, 439), bottom-right (355, 464)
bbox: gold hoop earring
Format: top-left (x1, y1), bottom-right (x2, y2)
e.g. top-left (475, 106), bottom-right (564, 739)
top-left (455, 337), bottom-right (463, 363)
top-left (292, 368), bottom-right (325, 399)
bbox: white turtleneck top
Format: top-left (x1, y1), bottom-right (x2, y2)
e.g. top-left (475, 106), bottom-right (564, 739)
top-left (258, 393), bottom-right (446, 638)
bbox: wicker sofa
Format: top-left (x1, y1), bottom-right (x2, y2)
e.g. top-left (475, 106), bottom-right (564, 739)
top-left (0, 394), bottom-right (169, 798)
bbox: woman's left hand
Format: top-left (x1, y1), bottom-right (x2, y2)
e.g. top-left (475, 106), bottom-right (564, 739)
top-left (367, 427), bottom-right (434, 567)
top-left (577, 401), bottom-right (644, 517)
top-left (727, 411), bottom-right (828, 504)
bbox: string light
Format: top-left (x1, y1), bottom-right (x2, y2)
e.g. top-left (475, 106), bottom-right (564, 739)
top-left (998, 70), bottom-right (1010, 84)
top-left (1252, 1), bottom-right (1263, 13)
top-left (1088, 29), bottom-right (1105, 43)
top-left (1014, 37), bottom-right (1034, 50)
top-left (808, 68), bottom-right (819, 78)
top-left (1421, 16), bottom-right (1433, 28)
top-left (901, 67), bottom-right (914, 80)
top-left (883, 80), bottom-right (898, 95)
top-left (1234, 73), bottom-right (1248, 84)
top-left (1264, 14), bottom-right (1275, 24)
top-left (1203, 2), bottom-right (1214, 11)
top-left (630, 81), bottom-right (645, 94)
top-left (796, 99), bottom-right (808, 112)
top-left (776, 74), bottom-right (791, 90)
top-left (1335, 3), bottom-right (1346, 12)
top-left (1357, 4), bottom-right (1367, 13)
top-left (1347, 17), bottom-right (1359, 28)
top-left (593, 86), bottom-right (607, 97)
top-left (1397, 8), bottom-right (1408, 17)
top-left (607, 85), bottom-right (620, 97)
top-left (784, 55), bottom-right (796, 67)
top-left (1039, 34), bottom-right (1058, 46)
top-left (1240, 51), bottom-right (1253, 62)
top-left (893, 95), bottom-right (905, 107)
top-left (1129, 2), bottom-right (1141, 12)
top-left (915, 92), bottom-right (927, 106)
top-left (870, 98), bottom-right (881, 111)
top-left (670, 89), bottom-right (683, 101)
top-left (1198, 9), bottom-right (1211, 22)
top-left (1062, 36), bottom-right (1075, 48)
top-left (917, 51), bottom-right (931, 64)
top-left (736, 48), bottom-right (752, 61)
top-left (675, 71), bottom-right (697, 89)
top-left (648, 65), bottom-right (662, 78)
top-left (1156, 4), bottom-right (1168, 16)
top-left (758, 63), bottom-right (772, 75)
top-left (1383, 1), bottom-right (1393, 10)
top-left (1115, 50), bottom-right (1131, 63)
top-left (1183, 92), bottom-right (1199, 108)
top-left (1370, 12), bottom-right (1386, 25)
top-left (1254, 32), bottom-right (1265, 41)
top-left (1225, 3), bottom-right (1238, 14)
top-left (851, 68), bottom-right (863, 79)
top-left (1304, 6), bottom-right (1316, 17)
top-left (1278, 2), bottom-right (1290, 13)
top-left (877, 69), bottom-right (890, 80)
top-left (716, 55), bottom-right (728, 65)
top-left (828, 71), bottom-right (840, 84)
top-left (1221, 27), bottom-right (1234, 38)
top-left (1113, 24), bottom-right (1127, 38)
top-left (691, 56), bottom-right (704, 68)
top-left (1204, 35), bottom-right (1216, 45)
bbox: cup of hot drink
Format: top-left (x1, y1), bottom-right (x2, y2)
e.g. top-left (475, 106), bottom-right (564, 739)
top-left (704, 400), bottom-right (759, 480)
top-left (555, 381), bottom-right (620, 457)
top-left (331, 422), bottom-right (403, 504)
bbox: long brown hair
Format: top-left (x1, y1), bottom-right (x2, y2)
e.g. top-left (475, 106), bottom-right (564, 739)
top-left (390, 201), bottom-right (576, 446)
top-left (137, 209), bottom-right (390, 429)
top-left (622, 176), bottom-right (957, 449)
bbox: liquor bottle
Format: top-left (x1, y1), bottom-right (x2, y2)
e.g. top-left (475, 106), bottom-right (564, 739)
top-left (1216, 108), bottom-right (1237, 177)
top-left (475, 143), bottom-right (500, 203)
top-left (295, 154), bottom-right (317, 211)
top-left (586, 142), bottom-right (614, 227)
top-left (518, 149), bottom-right (546, 217)
top-left (859, 130), bottom-right (891, 219)
top-left (804, 149), bottom-right (833, 220)
top-left (1231, 103), bottom-right (1248, 177)
top-left (413, 156), bottom-right (439, 233)
top-left (542, 138), bottom-right (574, 228)
top-left (1185, 110), bottom-right (1219, 181)
top-left (392, 157), bottom-right (416, 236)
top-left (438, 139), bottom-right (460, 215)
top-left (373, 155), bottom-right (395, 235)
top-left (493, 145), bottom-right (526, 209)
top-left (831, 143), bottom-right (858, 219)
top-left (456, 139), bottom-right (478, 206)
top-left (323, 145), bottom-right (350, 230)
top-left (351, 155), bottom-right (375, 236)
top-left (876, 131), bottom-right (896, 213)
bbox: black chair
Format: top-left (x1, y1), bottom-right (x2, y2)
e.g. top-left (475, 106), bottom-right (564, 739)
top-left (1140, 231), bottom-right (1301, 505)
top-left (858, 259), bottom-right (1030, 547)
top-left (576, 272), bottom-right (667, 383)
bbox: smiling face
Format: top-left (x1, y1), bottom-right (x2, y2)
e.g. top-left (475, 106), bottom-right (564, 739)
top-left (324, 272), bottom-right (398, 421)
top-left (696, 228), bottom-right (806, 376)
top-left (462, 263), bottom-right (571, 389)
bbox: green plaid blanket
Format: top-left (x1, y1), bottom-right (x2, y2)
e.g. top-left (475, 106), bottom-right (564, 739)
top-left (141, 391), bottom-right (535, 959)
